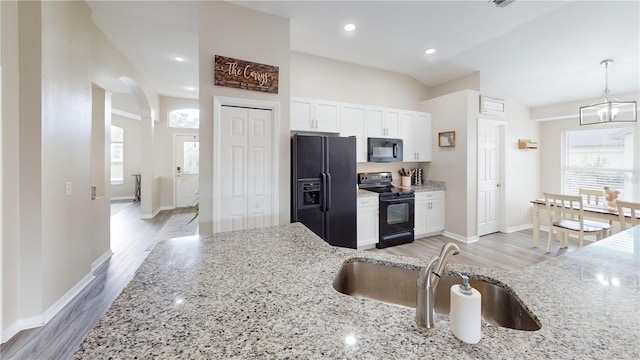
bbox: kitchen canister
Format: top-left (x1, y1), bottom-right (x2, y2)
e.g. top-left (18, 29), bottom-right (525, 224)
top-left (450, 274), bottom-right (481, 344)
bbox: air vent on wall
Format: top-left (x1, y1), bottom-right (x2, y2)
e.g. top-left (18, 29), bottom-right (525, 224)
top-left (492, 0), bottom-right (516, 8)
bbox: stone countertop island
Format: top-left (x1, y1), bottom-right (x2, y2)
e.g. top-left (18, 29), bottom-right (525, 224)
top-left (75, 223), bottom-right (640, 359)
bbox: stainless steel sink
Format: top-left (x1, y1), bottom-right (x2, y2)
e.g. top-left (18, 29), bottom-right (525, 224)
top-left (332, 259), bottom-right (541, 331)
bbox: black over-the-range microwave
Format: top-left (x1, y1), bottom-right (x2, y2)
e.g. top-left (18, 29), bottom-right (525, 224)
top-left (367, 137), bottom-right (403, 162)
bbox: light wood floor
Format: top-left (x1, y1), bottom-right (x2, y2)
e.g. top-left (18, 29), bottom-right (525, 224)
top-left (0, 201), bottom-right (195, 360)
top-left (1, 216), bottom-right (573, 359)
top-left (370, 229), bottom-right (580, 271)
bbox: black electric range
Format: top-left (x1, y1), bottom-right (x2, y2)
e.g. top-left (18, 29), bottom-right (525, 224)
top-left (358, 172), bottom-right (415, 248)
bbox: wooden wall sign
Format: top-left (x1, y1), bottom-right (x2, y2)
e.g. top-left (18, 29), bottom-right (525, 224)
top-left (214, 55), bottom-right (279, 94)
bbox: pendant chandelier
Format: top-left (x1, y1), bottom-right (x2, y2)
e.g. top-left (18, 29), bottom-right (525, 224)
top-left (579, 59), bottom-right (637, 126)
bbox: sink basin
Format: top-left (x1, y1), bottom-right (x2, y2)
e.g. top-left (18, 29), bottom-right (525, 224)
top-left (332, 259), bottom-right (541, 331)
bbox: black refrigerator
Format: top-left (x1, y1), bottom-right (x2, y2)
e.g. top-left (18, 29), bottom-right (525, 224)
top-left (291, 134), bottom-right (357, 249)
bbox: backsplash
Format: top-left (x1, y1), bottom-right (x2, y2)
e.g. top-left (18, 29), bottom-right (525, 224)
top-left (357, 162), bottom-right (429, 183)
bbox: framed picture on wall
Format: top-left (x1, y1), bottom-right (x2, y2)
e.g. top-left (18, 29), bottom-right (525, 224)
top-left (438, 131), bottom-right (455, 147)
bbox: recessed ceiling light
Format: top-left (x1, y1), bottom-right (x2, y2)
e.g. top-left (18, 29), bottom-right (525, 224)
top-left (175, 56), bottom-right (185, 62)
top-left (185, 86), bottom-right (195, 91)
top-left (344, 24), bottom-right (356, 32)
top-left (424, 48), bottom-right (437, 55)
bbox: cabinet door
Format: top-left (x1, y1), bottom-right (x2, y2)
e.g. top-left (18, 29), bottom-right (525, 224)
top-left (384, 109), bottom-right (401, 138)
top-left (357, 197), bottom-right (379, 248)
top-left (314, 100), bottom-right (340, 133)
top-left (414, 197), bottom-right (429, 237)
top-left (426, 197), bottom-right (445, 234)
top-left (340, 103), bottom-right (367, 162)
top-left (414, 113), bottom-right (432, 161)
top-left (290, 97), bottom-right (313, 131)
top-left (400, 111), bottom-right (416, 161)
top-left (366, 107), bottom-right (385, 138)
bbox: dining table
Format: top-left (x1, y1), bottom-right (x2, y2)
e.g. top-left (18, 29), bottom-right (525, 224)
top-left (530, 198), bottom-right (640, 247)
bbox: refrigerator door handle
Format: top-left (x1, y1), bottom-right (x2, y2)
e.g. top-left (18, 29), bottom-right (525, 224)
top-left (321, 172), bottom-right (327, 212)
top-left (326, 172), bottom-right (332, 211)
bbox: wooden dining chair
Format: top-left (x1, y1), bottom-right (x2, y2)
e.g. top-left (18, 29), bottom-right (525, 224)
top-left (579, 188), bottom-right (604, 206)
top-left (616, 200), bottom-right (640, 231)
top-left (579, 188), bottom-right (612, 237)
top-left (543, 193), bottom-right (611, 252)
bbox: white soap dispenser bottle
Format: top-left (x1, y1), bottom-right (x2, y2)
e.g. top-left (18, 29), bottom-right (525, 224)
top-left (450, 274), bottom-right (481, 344)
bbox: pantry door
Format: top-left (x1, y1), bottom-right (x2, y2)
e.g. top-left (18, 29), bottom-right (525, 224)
top-left (218, 105), bottom-right (274, 232)
top-left (175, 134), bottom-right (199, 207)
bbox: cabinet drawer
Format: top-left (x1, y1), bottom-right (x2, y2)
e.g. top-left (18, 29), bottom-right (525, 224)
top-left (416, 190), bottom-right (444, 200)
top-left (357, 197), bottom-right (378, 207)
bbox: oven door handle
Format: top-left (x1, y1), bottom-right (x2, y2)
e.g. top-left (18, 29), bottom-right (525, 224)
top-left (380, 197), bottom-right (412, 203)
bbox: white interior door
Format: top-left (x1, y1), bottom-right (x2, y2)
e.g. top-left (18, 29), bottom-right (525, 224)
top-left (220, 105), bottom-right (273, 232)
top-left (478, 122), bottom-right (501, 236)
top-left (175, 134), bottom-right (199, 207)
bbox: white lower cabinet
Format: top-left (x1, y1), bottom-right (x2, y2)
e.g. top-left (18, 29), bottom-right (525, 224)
top-left (357, 196), bottom-right (379, 248)
top-left (414, 191), bottom-right (445, 238)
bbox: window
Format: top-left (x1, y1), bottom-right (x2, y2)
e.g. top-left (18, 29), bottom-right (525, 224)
top-left (183, 141), bottom-right (200, 174)
top-left (169, 108), bottom-right (199, 129)
top-left (563, 127), bottom-right (636, 201)
top-left (111, 125), bottom-right (124, 184)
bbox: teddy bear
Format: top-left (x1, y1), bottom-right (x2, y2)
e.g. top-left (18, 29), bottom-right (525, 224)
top-left (603, 186), bottom-right (620, 208)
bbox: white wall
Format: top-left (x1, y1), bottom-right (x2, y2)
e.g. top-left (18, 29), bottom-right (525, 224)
top-left (428, 72), bottom-right (480, 100)
top-left (155, 96), bottom-right (199, 209)
top-left (1, 0), bottom-right (20, 335)
top-left (421, 90), bottom-right (475, 239)
top-left (291, 52), bottom-right (430, 110)
top-left (480, 74), bottom-right (540, 231)
top-left (290, 52), bottom-right (432, 181)
top-left (1, 0), bottom-right (160, 341)
top-left (420, 74), bottom-right (540, 239)
top-left (199, 1), bottom-right (290, 235)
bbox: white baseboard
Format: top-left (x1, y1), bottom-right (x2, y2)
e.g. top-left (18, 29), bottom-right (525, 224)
top-left (2, 315), bottom-right (44, 344)
top-left (1, 260), bottom-right (102, 344)
top-left (91, 249), bottom-right (113, 272)
top-left (142, 206), bottom-right (175, 219)
top-left (442, 231), bottom-right (479, 244)
top-left (42, 271), bottom-right (95, 324)
top-left (506, 223), bottom-right (533, 233)
top-left (111, 196), bottom-right (135, 201)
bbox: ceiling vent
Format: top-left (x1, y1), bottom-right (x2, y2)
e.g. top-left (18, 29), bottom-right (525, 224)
top-left (492, 0), bottom-right (516, 8)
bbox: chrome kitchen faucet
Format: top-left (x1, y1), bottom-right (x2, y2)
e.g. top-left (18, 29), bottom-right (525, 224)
top-left (416, 243), bottom-right (461, 329)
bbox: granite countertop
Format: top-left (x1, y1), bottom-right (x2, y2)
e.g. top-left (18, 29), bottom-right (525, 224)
top-left (410, 180), bottom-right (446, 192)
top-left (358, 180), bottom-right (446, 197)
top-left (357, 189), bottom-right (379, 197)
top-left (75, 224), bottom-right (640, 359)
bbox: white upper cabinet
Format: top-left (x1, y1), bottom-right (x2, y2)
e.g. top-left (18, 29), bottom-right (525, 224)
top-left (290, 97), bottom-right (340, 133)
top-left (290, 96), bottom-right (432, 162)
top-left (365, 107), bottom-right (384, 137)
top-left (415, 113), bottom-right (432, 161)
top-left (401, 111), bottom-right (432, 162)
top-left (339, 103), bottom-right (368, 163)
top-left (383, 109), bottom-right (401, 138)
top-left (366, 107), bottom-right (400, 138)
